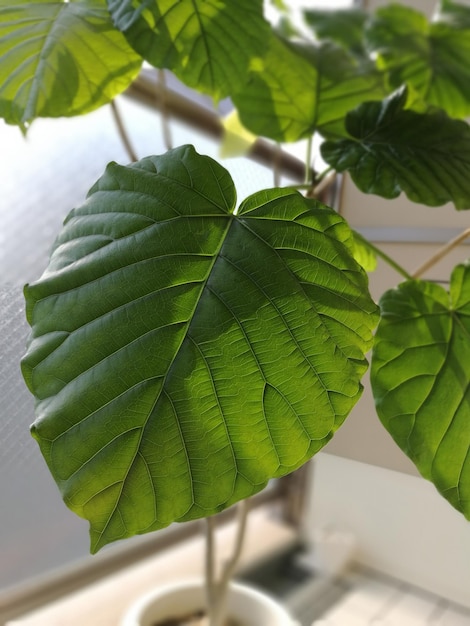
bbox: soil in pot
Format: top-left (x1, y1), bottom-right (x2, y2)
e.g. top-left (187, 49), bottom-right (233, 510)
top-left (153, 610), bottom-right (242, 626)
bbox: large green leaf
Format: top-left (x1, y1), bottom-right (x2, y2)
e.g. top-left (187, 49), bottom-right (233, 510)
top-left (371, 264), bottom-right (470, 519)
top-left (0, 0), bottom-right (142, 127)
top-left (22, 145), bottom-right (378, 552)
top-left (107, 0), bottom-right (271, 101)
top-left (321, 87), bottom-right (470, 209)
top-left (366, 3), bottom-right (470, 119)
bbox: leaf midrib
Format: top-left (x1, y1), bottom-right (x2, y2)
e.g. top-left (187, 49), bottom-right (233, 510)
top-left (23, 2), bottom-right (68, 123)
top-left (91, 214), bottom-right (235, 547)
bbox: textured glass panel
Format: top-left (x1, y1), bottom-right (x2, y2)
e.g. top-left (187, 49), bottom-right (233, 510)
top-left (0, 97), bottom-right (276, 590)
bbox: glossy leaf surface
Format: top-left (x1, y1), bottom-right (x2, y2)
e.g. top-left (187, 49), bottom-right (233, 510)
top-left (366, 3), bottom-right (470, 119)
top-left (22, 146), bottom-right (378, 552)
top-left (371, 265), bottom-right (470, 519)
top-left (107, 0), bottom-right (270, 100)
top-left (0, 0), bottom-right (142, 127)
top-left (321, 88), bottom-right (470, 209)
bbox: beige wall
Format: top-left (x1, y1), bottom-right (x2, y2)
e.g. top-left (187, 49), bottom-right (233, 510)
top-left (365, 0), bottom-right (470, 15)
top-left (364, 0), bottom-right (434, 14)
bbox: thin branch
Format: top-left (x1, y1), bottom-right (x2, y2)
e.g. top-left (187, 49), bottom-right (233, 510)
top-left (219, 499), bottom-right (249, 589)
top-left (365, 240), bottom-right (413, 280)
top-left (411, 228), bottom-right (470, 279)
top-left (273, 143), bottom-right (282, 187)
top-left (110, 100), bottom-right (138, 162)
top-left (205, 516), bottom-right (216, 613)
top-left (314, 166), bottom-right (333, 187)
top-left (312, 170), bottom-right (336, 199)
top-left (158, 69), bottom-right (173, 150)
top-left (304, 136), bottom-right (313, 186)
top-left (204, 501), bottom-right (250, 626)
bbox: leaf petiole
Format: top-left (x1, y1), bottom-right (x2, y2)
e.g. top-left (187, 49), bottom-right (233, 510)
top-left (365, 240), bottom-right (413, 280)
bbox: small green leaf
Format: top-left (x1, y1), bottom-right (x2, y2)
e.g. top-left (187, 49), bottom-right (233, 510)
top-left (371, 265), bottom-right (470, 519)
top-left (107, 0), bottom-right (271, 101)
top-left (303, 7), bottom-right (369, 58)
top-left (321, 87), bottom-right (470, 209)
top-left (0, 0), bottom-right (142, 126)
top-left (22, 145), bottom-right (378, 552)
top-left (366, 3), bottom-right (470, 119)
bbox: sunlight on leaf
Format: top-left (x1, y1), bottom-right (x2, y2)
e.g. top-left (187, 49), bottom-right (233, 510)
top-left (366, 3), bottom-right (470, 119)
top-left (219, 110), bottom-right (257, 158)
top-left (231, 34), bottom-right (319, 142)
top-left (312, 42), bottom-right (385, 139)
top-left (233, 37), bottom-right (384, 143)
top-left (0, 0), bottom-right (142, 126)
top-left (22, 145), bottom-right (378, 552)
top-left (350, 230), bottom-right (377, 272)
top-left (107, 0), bottom-right (270, 100)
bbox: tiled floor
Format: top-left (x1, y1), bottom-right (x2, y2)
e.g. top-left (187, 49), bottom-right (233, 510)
top-left (310, 568), bottom-right (470, 626)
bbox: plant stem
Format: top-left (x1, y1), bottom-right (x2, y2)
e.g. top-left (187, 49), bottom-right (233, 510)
top-left (273, 143), bottom-right (282, 187)
top-left (365, 240), bottom-right (413, 280)
top-left (205, 515), bottom-right (216, 615)
top-left (158, 69), bottom-right (173, 150)
top-left (314, 166), bottom-right (333, 186)
top-left (291, 170), bottom-right (336, 201)
top-left (304, 136), bottom-right (313, 186)
top-left (219, 499), bottom-right (249, 590)
top-left (204, 500), bottom-right (250, 626)
top-left (411, 228), bottom-right (470, 279)
top-left (110, 100), bottom-right (138, 162)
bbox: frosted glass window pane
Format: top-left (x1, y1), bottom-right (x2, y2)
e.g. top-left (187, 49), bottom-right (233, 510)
top-left (0, 98), bottom-right (275, 591)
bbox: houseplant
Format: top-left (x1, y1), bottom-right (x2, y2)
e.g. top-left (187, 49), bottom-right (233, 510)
top-left (2, 0), bottom-right (470, 623)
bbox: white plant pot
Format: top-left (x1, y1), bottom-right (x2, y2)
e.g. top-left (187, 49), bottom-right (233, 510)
top-left (121, 579), bottom-right (299, 626)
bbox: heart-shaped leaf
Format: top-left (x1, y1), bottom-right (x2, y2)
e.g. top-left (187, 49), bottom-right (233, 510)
top-left (22, 145), bottom-right (378, 552)
top-left (0, 0), bottom-right (142, 127)
top-left (366, 3), bottom-right (470, 119)
top-left (107, 0), bottom-right (271, 101)
top-left (371, 265), bottom-right (470, 520)
top-left (321, 87), bottom-right (470, 209)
